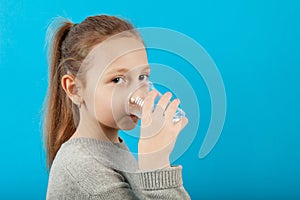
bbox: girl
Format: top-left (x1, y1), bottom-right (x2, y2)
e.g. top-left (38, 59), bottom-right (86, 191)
top-left (44, 14), bottom-right (190, 199)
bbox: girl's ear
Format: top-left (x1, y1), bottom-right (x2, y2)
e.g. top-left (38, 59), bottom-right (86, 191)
top-left (61, 74), bottom-right (83, 105)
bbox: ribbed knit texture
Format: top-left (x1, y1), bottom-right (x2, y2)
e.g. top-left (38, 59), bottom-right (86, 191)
top-left (46, 137), bottom-right (191, 200)
top-left (139, 167), bottom-right (183, 190)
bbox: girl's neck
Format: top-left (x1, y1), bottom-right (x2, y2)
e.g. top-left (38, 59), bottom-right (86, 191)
top-left (71, 113), bottom-right (120, 143)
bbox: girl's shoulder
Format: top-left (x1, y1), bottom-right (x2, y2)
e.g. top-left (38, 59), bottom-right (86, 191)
top-left (53, 137), bottom-right (135, 172)
top-left (48, 138), bottom-right (129, 196)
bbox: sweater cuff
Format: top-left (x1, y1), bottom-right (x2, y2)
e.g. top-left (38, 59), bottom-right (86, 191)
top-left (138, 165), bottom-right (183, 190)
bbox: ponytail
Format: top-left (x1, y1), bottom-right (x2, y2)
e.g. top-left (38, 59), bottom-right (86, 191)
top-left (44, 20), bottom-right (77, 169)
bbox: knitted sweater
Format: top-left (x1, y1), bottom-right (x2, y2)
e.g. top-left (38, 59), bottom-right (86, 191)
top-left (46, 137), bottom-right (191, 199)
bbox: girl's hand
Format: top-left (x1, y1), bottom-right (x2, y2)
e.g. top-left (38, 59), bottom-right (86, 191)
top-left (138, 90), bottom-right (188, 171)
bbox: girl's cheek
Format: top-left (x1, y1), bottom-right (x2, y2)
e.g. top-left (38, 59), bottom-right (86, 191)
top-left (96, 95), bottom-right (109, 110)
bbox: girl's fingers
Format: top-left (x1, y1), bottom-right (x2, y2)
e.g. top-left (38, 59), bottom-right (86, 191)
top-left (171, 116), bottom-right (188, 139)
top-left (174, 116), bottom-right (188, 132)
top-left (141, 90), bottom-right (159, 117)
top-left (165, 98), bottom-right (180, 121)
top-left (155, 92), bottom-right (172, 115)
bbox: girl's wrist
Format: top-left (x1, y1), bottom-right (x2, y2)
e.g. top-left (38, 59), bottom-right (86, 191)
top-left (138, 155), bottom-right (170, 171)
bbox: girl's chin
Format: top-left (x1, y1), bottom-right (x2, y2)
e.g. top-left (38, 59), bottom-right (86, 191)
top-left (115, 115), bottom-right (139, 130)
top-left (119, 123), bottom-right (138, 130)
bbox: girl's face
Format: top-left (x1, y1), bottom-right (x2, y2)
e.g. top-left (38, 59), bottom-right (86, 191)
top-left (81, 36), bottom-right (150, 131)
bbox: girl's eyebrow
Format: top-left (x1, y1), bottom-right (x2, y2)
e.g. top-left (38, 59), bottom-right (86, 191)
top-left (105, 65), bottom-right (150, 75)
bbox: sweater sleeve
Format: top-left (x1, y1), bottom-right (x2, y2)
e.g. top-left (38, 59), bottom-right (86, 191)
top-left (85, 165), bottom-right (191, 200)
top-left (79, 164), bottom-right (190, 200)
top-left (83, 163), bottom-right (190, 200)
top-left (134, 165), bottom-right (191, 200)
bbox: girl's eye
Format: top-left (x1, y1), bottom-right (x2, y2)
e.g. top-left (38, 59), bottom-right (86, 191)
top-left (112, 77), bottom-right (125, 84)
top-left (139, 74), bottom-right (149, 81)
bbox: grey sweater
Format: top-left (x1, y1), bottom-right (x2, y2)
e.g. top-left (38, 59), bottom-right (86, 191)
top-left (46, 137), bottom-right (191, 199)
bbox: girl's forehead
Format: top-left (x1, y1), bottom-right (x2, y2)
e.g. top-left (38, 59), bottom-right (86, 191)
top-left (92, 36), bottom-right (144, 59)
top-left (88, 37), bottom-right (145, 65)
top-left (105, 49), bottom-right (149, 77)
top-left (82, 37), bottom-right (148, 79)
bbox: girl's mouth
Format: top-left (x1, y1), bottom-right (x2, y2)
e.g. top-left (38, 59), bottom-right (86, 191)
top-left (129, 114), bottom-right (139, 122)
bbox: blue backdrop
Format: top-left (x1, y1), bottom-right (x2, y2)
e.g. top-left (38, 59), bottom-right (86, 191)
top-left (0, 0), bottom-right (299, 199)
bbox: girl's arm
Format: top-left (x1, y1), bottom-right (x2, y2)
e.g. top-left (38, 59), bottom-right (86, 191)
top-left (89, 164), bottom-right (191, 200)
top-left (47, 154), bottom-right (190, 200)
top-left (133, 165), bottom-right (191, 200)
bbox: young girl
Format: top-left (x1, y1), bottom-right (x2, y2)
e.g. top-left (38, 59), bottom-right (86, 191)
top-left (44, 14), bottom-right (190, 199)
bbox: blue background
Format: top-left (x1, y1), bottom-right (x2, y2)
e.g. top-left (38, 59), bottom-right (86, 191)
top-left (1, 0), bottom-right (299, 199)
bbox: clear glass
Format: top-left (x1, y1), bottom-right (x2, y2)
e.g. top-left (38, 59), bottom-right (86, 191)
top-left (126, 81), bottom-right (185, 123)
